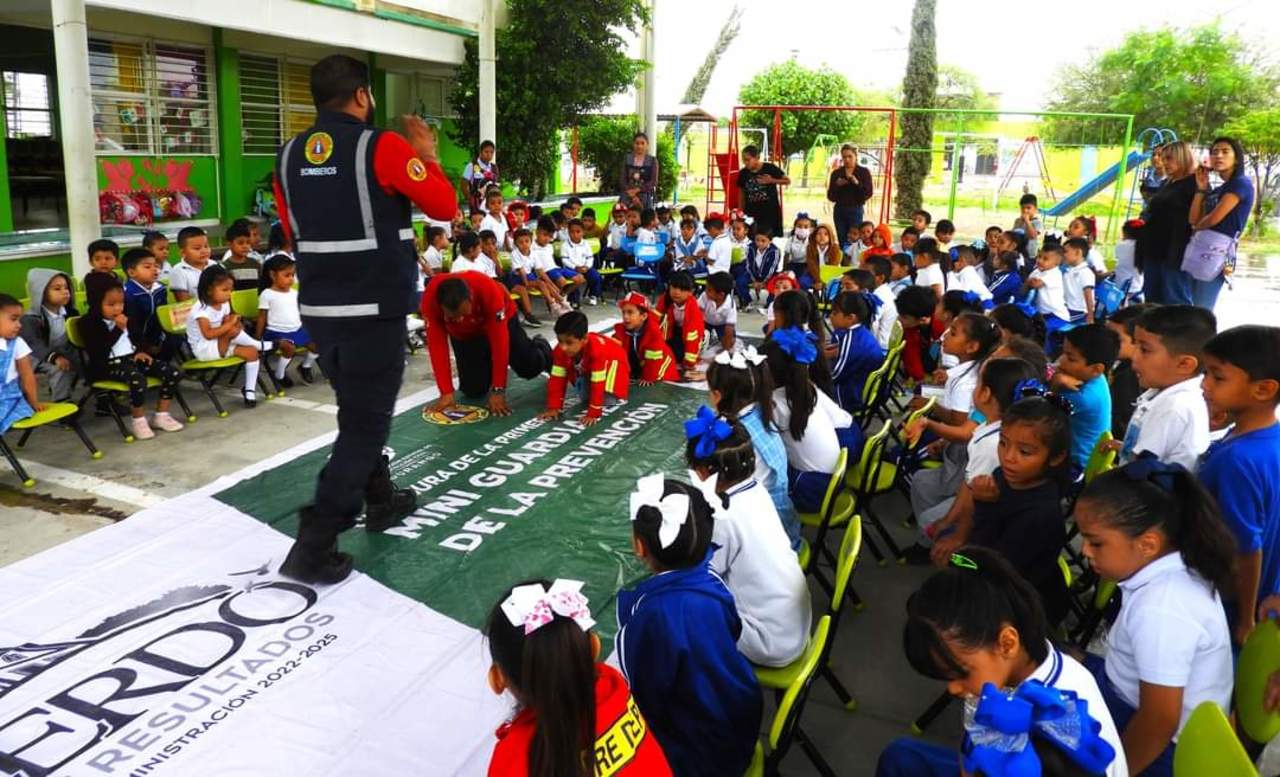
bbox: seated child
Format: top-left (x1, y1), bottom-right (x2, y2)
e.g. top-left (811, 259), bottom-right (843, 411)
top-left (887, 252), bottom-right (914, 297)
top-left (614, 292), bottom-right (678, 384)
top-left (848, 220), bottom-right (875, 257)
top-left (1198, 325), bottom-right (1280, 646)
top-left (510, 228), bottom-right (570, 319)
top-left (256, 255), bottom-right (317, 386)
top-left (602, 202), bottom-right (630, 268)
top-left (743, 229), bottom-right (779, 307)
top-left (1105, 304), bottom-right (1150, 439)
top-left (85, 238), bottom-right (119, 287)
top-left (451, 231), bottom-right (497, 277)
top-left (0, 294), bottom-right (40, 432)
top-left (868, 257), bottom-right (900, 349)
top-left (894, 226), bottom-right (920, 256)
top-left (633, 207), bottom-right (658, 246)
top-left (771, 290), bottom-right (837, 396)
top-left (912, 239), bottom-right (945, 297)
top-left (699, 273), bottom-right (738, 354)
top-left (483, 230), bottom-right (539, 327)
top-left (532, 217), bottom-right (576, 297)
top-left (479, 189), bottom-right (511, 251)
top-left (703, 214), bottom-right (733, 276)
top-left (876, 547), bottom-right (1124, 777)
top-left (656, 271), bottom-right (705, 378)
top-left (706, 345), bottom-right (797, 548)
top-left (670, 218), bottom-right (707, 277)
top-left (1027, 246), bottom-right (1070, 337)
top-left (967, 392), bottom-right (1073, 626)
top-left (804, 224), bottom-right (843, 290)
top-left (1113, 219), bottom-right (1144, 301)
top-left (1013, 193), bottom-right (1043, 260)
top-left (266, 221), bottom-right (293, 261)
top-left (141, 230), bottom-right (172, 282)
top-left (221, 217), bottom-right (265, 262)
top-left (80, 274), bottom-right (184, 440)
top-left (1063, 237), bottom-right (1098, 324)
top-left (895, 285), bottom-right (940, 383)
top-left (1066, 214), bottom-right (1110, 275)
top-left (783, 213), bottom-right (812, 285)
top-left (762, 271), bottom-right (797, 334)
top-left (186, 265), bottom-right (273, 407)
top-left (826, 291), bottom-right (885, 413)
top-left (1051, 323), bottom-right (1119, 472)
top-left (1119, 305), bottom-right (1215, 470)
top-left (539, 311), bottom-right (629, 426)
top-left (933, 290), bottom-right (986, 371)
top-left (933, 218), bottom-right (954, 259)
top-left (949, 245), bottom-right (992, 308)
top-left (911, 209), bottom-right (933, 240)
top-left (990, 301), bottom-right (1046, 347)
top-left (19, 269), bottom-right (79, 403)
top-left (862, 223), bottom-right (894, 264)
top-left (618, 475), bottom-right (762, 777)
top-left (987, 250), bottom-right (1025, 306)
top-left (419, 226), bottom-right (447, 296)
top-left (169, 226), bottom-right (212, 303)
top-left (561, 218), bottom-right (602, 306)
top-left (220, 222), bottom-right (262, 291)
top-left (1076, 461), bottom-right (1235, 776)
top-left (728, 212), bottom-right (752, 296)
top-left (485, 579), bottom-right (672, 776)
top-left (121, 248), bottom-right (174, 361)
top-left (685, 414), bottom-right (810, 667)
top-left (991, 335), bottom-right (1051, 383)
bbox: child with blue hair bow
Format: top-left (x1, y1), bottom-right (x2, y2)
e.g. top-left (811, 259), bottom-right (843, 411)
top-left (826, 290), bottom-right (886, 414)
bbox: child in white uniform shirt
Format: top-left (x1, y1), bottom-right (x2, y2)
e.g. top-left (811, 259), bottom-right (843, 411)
top-left (186, 265), bottom-right (271, 407)
top-left (1118, 306), bottom-right (1214, 470)
top-left (1027, 245), bottom-right (1070, 336)
top-left (950, 245), bottom-right (992, 308)
top-left (703, 216), bottom-right (733, 274)
top-left (1063, 237), bottom-right (1098, 323)
top-left (867, 257), bottom-right (900, 350)
top-left (685, 419), bottom-right (810, 668)
top-left (256, 255), bottom-right (318, 386)
top-left (450, 232), bottom-right (497, 277)
top-left (699, 273), bottom-right (738, 354)
top-left (1114, 220), bottom-right (1144, 301)
top-left (1076, 462), bottom-right (1234, 777)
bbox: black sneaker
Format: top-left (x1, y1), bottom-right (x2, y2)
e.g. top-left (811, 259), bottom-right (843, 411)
top-left (279, 375), bottom-right (296, 389)
top-left (279, 542), bottom-right (353, 584)
top-left (901, 542), bottom-right (935, 566)
top-left (523, 312), bottom-right (543, 327)
top-left (299, 366), bottom-right (316, 384)
top-left (242, 389), bottom-right (257, 408)
top-left (365, 488), bottom-right (417, 532)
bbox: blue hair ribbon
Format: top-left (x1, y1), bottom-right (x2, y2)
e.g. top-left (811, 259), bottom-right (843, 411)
top-left (963, 681), bottom-right (1117, 777)
top-left (962, 290), bottom-right (981, 306)
top-left (1014, 379), bottom-right (1046, 399)
top-left (1014, 300), bottom-right (1038, 319)
top-left (772, 326), bottom-right (818, 365)
top-left (1119, 452), bottom-right (1185, 493)
top-left (684, 405), bottom-right (733, 459)
top-left (861, 291), bottom-right (883, 315)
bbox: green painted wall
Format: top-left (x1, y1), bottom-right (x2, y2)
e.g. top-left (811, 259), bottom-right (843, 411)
top-left (0, 252), bottom-right (72, 303)
top-left (214, 31), bottom-right (241, 225)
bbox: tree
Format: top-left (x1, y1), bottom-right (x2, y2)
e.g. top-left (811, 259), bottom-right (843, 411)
top-left (737, 61), bottom-right (862, 160)
top-left (1043, 24), bottom-right (1280, 144)
top-left (934, 65), bottom-right (995, 112)
top-left (575, 115), bottom-right (678, 200)
top-left (1223, 108), bottom-right (1280, 236)
top-left (680, 5), bottom-right (744, 105)
top-left (893, 0), bottom-right (937, 220)
top-left (449, 0), bottom-right (648, 199)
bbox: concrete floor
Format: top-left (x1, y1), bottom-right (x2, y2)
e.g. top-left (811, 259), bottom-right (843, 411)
top-left (0, 304), bottom-right (958, 776)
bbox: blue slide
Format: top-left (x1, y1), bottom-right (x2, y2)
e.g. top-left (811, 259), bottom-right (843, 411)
top-left (1042, 150), bottom-right (1149, 217)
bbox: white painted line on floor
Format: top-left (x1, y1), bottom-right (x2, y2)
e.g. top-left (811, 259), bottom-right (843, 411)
top-left (0, 461), bottom-right (165, 510)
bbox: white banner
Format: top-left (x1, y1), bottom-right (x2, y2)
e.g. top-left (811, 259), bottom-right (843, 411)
top-left (0, 495), bottom-right (507, 777)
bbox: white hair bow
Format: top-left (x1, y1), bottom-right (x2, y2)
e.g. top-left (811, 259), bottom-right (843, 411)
top-left (500, 579), bottom-right (596, 636)
top-left (629, 473), bottom-right (689, 549)
top-left (713, 344), bottom-right (767, 370)
top-left (686, 469), bottom-right (723, 511)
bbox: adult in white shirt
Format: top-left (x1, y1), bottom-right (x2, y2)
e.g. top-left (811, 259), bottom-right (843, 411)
top-left (1119, 376), bottom-right (1209, 471)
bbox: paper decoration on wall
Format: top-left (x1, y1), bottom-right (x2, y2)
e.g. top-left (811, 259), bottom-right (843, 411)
top-left (99, 157), bottom-right (202, 224)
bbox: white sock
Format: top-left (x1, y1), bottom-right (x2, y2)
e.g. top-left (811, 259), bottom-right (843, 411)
top-left (243, 360), bottom-right (260, 395)
top-left (273, 355), bottom-right (289, 380)
top-left (302, 352), bottom-right (319, 368)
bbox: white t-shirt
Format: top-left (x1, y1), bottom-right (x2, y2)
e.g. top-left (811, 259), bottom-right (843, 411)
top-left (1120, 376), bottom-right (1209, 470)
top-left (706, 234), bottom-right (733, 273)
top-left (1106, 552), bottom-right (1233, 740)
top-left (104, 320), bottom-right (135, 359)
top-left (561, 239), bottom-right (595, 270)
top-left (529, 243), bottom-right (557, 273)
top-left (220, 248), bottom-right (263, 264)
top-left (699, 291), bottom-right (737, 328)
top-left (2, 335), bottom-right (32, 383)
top-left (607, 221), bottom-right (627, 250)
top-left (1086, 246), bottom-right (1108, 273)
top-left (168, 259), bottom-right (208, 298)
top-left (258, 288), bottom-right (302, 333)
top-left (1113, 239), bottom-right (1142, 294)
top-left (872, 284), bottom-right (899, 349)
top-left (1029, 266), bottom-right (1070, 320)
top-left (965, 419), bottom-right (1002, 482)
top-left (451, 255), bottom-right (497, 278)
top-left (955, 265), bottom-right (993, 303)
top-left (942, 360), bottom-right (981, 414)
top-left (479, 214), bottom-right (509, 250)
top-left (771, 387), bottom-right (853, 473)
top-left (634, 227), bottom-right (658, 245)
top-left (509, 248), bottom-right (535, 275)
top-left (709, 479), bottom-right (811, 667)
top-left (915, 263), bottom-right (944, 290)
top-left (187, 301), bottom-right (228, 353)
top-left (1063, 262), bottom-right (1096, 313)
top-left (422, 245), bottom-right (444, 271)
top-left (1025, 643), bottom-right (1129, 777)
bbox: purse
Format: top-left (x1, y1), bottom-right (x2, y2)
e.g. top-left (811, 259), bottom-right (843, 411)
top-left (1180, 228), bottom-right (1238, 282)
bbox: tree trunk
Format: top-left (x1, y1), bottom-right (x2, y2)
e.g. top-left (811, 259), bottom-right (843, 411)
top-left (893, 0), bottom-right (938, 221)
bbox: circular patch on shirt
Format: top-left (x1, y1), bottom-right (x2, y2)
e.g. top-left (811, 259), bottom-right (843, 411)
top-left (422, 404), bottom-right (489, 425)
top-left (406, 158), bottom-right (428, 181)
top-left (304, 132), bottom-right (334, 165)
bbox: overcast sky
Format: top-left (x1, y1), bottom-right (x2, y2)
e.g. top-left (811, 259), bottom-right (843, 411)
top-left (607, 0), bottom-right (1279, 116)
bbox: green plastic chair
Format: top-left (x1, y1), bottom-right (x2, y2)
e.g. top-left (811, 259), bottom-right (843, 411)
top-left (157, 301), bottom-right (249, 418)
top-left (844, 422), bottom-right (904, 565)
top-left (1238, 619), bottom-right (1280, 744)
top-left (797, 449), bottom-right (853, 588)
top-left (230, 288), bottom-right (259, 321)
top-left (744, 615), bottom-right (834, 777)
top-left (2, 403), bottom-right (101, 487)
top-left (1084, 430), bottom-right (1117, 484)
top-left (1173, 701), bottom-right (1257, 777)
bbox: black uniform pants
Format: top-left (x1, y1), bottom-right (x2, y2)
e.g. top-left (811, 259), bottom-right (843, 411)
top-left (451, 316), bottom-right (550, 398)
top-left (300, 316), bottom-right (404, 547)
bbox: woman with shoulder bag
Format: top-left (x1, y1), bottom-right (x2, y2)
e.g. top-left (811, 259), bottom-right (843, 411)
top-left (1185, 136), bottom-right (1254, 312)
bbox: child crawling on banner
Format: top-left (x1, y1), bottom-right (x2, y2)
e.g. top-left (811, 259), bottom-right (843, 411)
top-left (538, 311), bottom-right (630, 426)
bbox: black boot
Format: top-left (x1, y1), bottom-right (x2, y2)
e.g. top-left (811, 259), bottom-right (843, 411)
top-left (364, 455), bottom-right (416, 533)
top-left (279, 506), bottom-right (353, 584)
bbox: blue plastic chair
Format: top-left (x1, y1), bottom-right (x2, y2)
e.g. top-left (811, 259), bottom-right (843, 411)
top-left (622, 243), bottom-right (665, 296)
top-left (1096, 279), bottom-right (1125, 318)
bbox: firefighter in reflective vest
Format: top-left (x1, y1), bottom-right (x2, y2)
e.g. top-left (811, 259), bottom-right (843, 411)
top-left (272, 55), bottom-right (457, 584)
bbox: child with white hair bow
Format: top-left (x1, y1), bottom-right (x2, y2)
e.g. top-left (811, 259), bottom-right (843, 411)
top-left (615, 474), bottom-right (762, 777)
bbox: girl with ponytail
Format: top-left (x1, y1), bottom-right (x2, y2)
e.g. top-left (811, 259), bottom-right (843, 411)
top-left (1074, 457), bottom-right (1236, 776)
top-left (827, 290), bottom-right (886, 413)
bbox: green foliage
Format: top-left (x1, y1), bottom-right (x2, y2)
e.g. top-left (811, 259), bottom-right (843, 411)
top-left (680, 5), bottom-right (744, 105)
top-left (575, 116), bottom-right (678, 200)
top-left (1043, 24), bottom-right (1280, 144)
top-left (934, 65), bottom-right (995, 112)
top-left (1223, 108), bottom-right (1280, 235)
top-left (449, 0), bottom-right (648, 199)
top-left (893, 0), bottom-right (937, 220)
top-left (737, 61), bottom-right (863, 159)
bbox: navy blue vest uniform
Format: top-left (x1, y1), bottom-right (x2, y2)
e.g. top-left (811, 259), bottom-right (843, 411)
top-left (276, 111), bottom-right (417, 319)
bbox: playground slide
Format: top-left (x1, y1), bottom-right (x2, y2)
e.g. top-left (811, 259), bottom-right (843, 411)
top-left (1042, 150), bottom-right (1149, 218)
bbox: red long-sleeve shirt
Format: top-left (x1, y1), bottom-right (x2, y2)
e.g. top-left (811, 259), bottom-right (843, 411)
top-left (545, 332), bottom-right (630, 417)
top-left (614, 319), bottom-right (679, 382)
top-left (656, 294), bottom-right (705, 368)
top-left (421, 271), bottom-right (516, 395)
top-left (273, 129), bottom-right (458, 246)
top-left (902, 315), bottom-right (946, 381)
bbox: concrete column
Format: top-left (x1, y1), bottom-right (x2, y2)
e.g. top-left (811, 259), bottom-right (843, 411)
top-left (478, 0), bottom-right (496, 146)
top-left (637, 0), bottom-right (657, 139)
top-left (51, 0), bottom-right (101, 278)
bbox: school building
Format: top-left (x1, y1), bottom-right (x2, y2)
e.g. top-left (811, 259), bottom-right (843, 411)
top-left (0, 0), bottom-right (501, 296)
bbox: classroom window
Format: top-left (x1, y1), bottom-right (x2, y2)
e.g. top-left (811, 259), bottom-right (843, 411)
top-left (88, 36), bottom-right (217, 155)
top-left (3, 71), bottom-right (54, 139)
top-left (239, 54), bottom-right (314, 155)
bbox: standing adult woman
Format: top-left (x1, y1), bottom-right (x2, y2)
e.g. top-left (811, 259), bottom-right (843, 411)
top-left (1135, 142), bottom-right (1197, 305)
top-left (461, 139), bottom-right (499, 215)
top-left (620, 131), bottom-right (659, 210)
top-left (826, 144), bottom-right (874, 249)
top-left (1186, 136), bottom-right (1254, 311)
